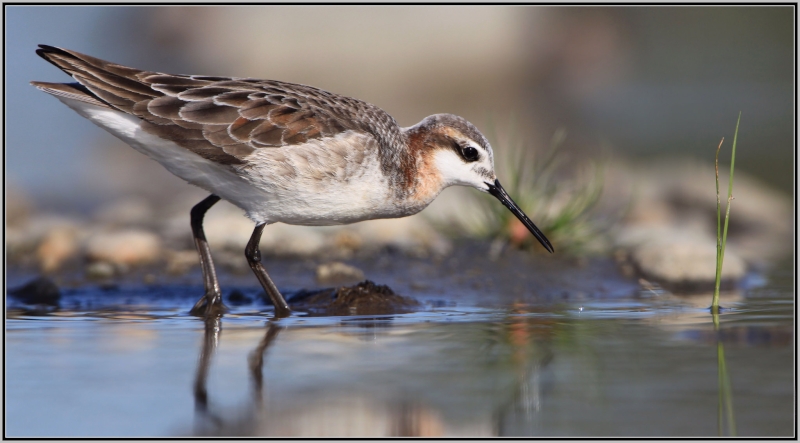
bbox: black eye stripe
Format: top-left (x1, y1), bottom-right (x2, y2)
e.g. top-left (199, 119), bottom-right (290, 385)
top-left (461, 145), bottom-right (480, 162)
top-left (453, 141), bottom-right (481, 162)
top-left (448, 139), bottom-right (481, 162)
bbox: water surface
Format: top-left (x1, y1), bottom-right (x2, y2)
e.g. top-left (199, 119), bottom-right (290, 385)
top-left (5, 258), bottom-right (794, 437)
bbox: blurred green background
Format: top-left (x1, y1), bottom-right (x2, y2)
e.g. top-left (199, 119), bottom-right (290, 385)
top-left (7, 6), bottom-right (794, 211)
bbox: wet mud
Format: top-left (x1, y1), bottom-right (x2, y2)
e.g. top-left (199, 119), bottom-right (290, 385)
top-left (289, 280), bottom-right (420, 316)
top-left (6, 240), bottom-right (640, 317)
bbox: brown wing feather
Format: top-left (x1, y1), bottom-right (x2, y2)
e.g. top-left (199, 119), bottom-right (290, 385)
top-left (34, 45), bottom-right (401, 167)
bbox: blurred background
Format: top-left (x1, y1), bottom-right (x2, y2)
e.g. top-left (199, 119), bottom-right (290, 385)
top-left (8, 6), bottom-right (793, 209)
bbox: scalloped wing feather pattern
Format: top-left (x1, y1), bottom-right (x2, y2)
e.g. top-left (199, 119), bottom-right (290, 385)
top-left (33, 45), bottom-right (396, 167)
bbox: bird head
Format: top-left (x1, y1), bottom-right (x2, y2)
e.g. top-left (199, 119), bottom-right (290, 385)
top-left (406, 114), bottom-right (554, 253)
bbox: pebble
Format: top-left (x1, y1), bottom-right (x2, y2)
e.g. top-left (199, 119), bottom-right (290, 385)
top-left (85, 261), bottom-right (116, 280)
top-left (316, 261), bottom-right (366, 284)
top-left (36, 225), bottom-right (81, 272)
top-left (628, 229), bottom-right (746, 290)
top-left (85, 229), bottom-right (162, 266)
top-left (9, 277), bottom-right (61, 306)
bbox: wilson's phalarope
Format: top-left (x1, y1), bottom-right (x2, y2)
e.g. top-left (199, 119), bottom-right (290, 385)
top-left (32, 45), bottom-right (553, 318)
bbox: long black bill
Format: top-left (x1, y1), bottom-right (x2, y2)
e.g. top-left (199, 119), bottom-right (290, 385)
top-left (486, 179), bottom-right (554, 253)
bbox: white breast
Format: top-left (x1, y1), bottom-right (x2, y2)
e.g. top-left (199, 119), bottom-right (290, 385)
top-left (237, 132), bottom-right (405, 225)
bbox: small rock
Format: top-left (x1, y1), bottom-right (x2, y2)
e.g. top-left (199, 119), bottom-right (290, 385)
top-left (9, 277), bottom-right (61, 306)
top-left (630, 231), bottom-right (746, 291)
top-left (36, 226), bottom-right (81, 273)
top-left (85, 229), bottom-right (162, 266)
top-left (316, 261), bottom-right (366, 284)
top-left (86, 261), bottom-right (116, 280)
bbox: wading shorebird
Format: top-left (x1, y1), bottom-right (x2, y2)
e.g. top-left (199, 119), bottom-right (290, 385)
top-left (32, 45), bottom-right (553, 318)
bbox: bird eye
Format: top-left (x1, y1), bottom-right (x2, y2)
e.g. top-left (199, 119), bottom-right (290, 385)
top-left (462, 146), bottom-right (479, 162)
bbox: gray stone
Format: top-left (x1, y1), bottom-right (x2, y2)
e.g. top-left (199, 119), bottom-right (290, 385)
top-left (36, 225), bottom-right (82, 272)
top-left (628, 228), bottom-right (746, 290)
top-left (86, 261), bottom-right (116, 280)
top-left (85, 229), bottom-right (162, 266)
top-left (316, 261), bottom-right (366, 284)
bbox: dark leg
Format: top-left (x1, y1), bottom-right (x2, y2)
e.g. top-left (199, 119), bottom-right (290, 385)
top-left (245, 223), bottom-right (291, 318)
top-left (189, 195), bottom-right (226, 317)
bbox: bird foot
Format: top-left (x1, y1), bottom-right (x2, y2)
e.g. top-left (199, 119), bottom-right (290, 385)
top-left (190, 293), bottom-right (229, 317)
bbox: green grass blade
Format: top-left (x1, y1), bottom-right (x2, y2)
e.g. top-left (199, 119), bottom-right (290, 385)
top-left (713, 138), bottom-right (723, 311)
top-left (712, 112), bottom-right (741, 312)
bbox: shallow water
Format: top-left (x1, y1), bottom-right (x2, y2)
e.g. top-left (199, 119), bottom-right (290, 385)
top-left (5, 257), bottom-right (794, 437)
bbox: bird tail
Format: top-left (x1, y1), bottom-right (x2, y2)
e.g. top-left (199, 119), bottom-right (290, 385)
top-left (30, 81), bottom-right (111, 108)
top-left (31, 45), bottom-right (158, 112)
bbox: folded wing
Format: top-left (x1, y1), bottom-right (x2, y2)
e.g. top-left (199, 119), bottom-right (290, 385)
top-left (33, 45), bottom-right (387, 166)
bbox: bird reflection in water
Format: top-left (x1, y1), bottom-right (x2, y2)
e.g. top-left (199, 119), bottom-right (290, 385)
top-left (193, 313), bottom-right (225, 432)
top-left (189, 315), bottom-right (457, 437)
top-left (193, 312), bottom-right (284, 435)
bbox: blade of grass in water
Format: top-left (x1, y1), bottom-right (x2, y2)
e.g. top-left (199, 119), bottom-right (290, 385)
top-left (713, 311), bottom-right (737, 436)
top-left (714, 138), bottom-right (723, 311)
top-left (712, 112), bottom-right (741, 312)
